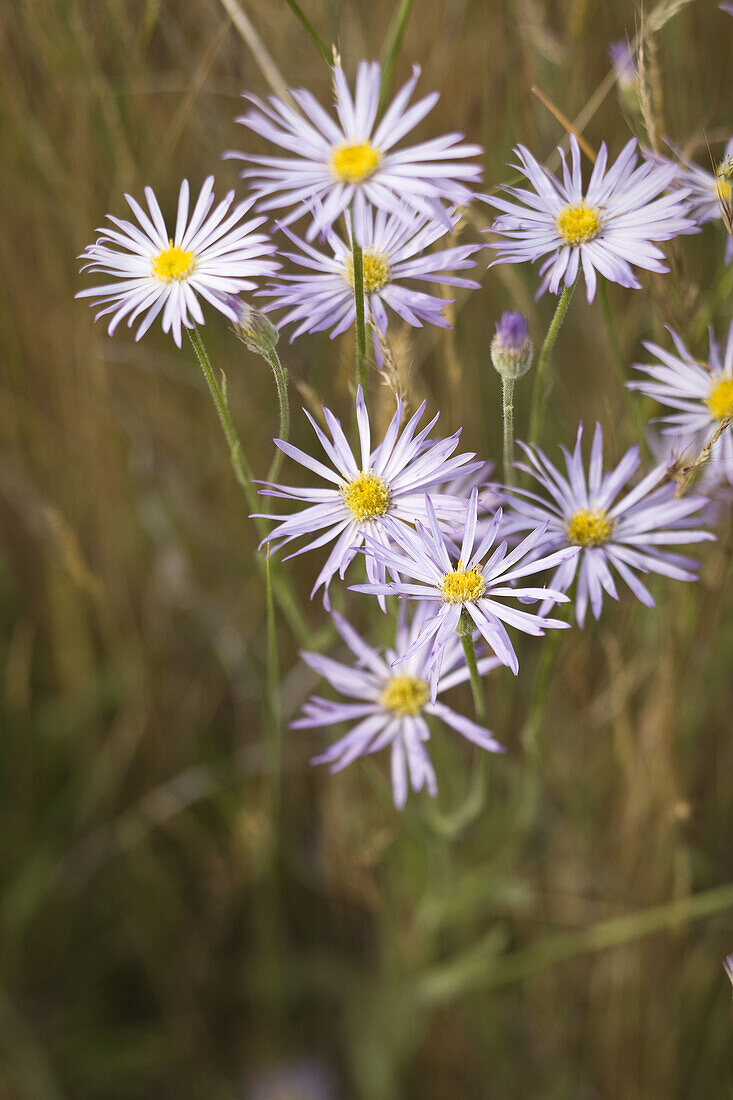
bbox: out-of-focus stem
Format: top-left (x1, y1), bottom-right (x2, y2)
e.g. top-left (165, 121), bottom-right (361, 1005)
top-left (264, 347), bottom-right (290, 483)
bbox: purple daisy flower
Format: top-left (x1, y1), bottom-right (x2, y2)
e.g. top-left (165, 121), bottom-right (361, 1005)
top-left (259, 203), bottom-right (482, 346)
top-left (482, 134), bottom-right (697, 302)
top-left (294, 606), bottom-right (503, 809)
top-left (630, 321), bottom-right (733, 481)
top-left (256, 387), bottom-right (482, 608)
top-left (225, 61), bottom-right (483, 239)
top-left (502, 423), bottom-right (713, 627)
top-left (350, 487), bottom-right (577, 697)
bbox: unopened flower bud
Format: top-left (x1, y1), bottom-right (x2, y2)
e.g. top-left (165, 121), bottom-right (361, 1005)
top-left (227, 296), bottom-right (279, 356)
top-left (490, 311), bottom-right (533, 380)
top-left (608, 40), bottom-right (642, 112)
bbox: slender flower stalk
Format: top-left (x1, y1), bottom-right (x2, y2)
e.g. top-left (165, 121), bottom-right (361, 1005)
top-left (188, 327), bottom-right (258, 512)
top-left (265, 347), bottom-right (290, 482)
top-left (457, 609), bottom-right (485, 720)
top-left (352, 235), bottom-right (367, 390)
top-left (491, 311), bottom-right (532, 486)
top-left (188, 327), bottom-right (312, 646)
top-left (502, 378), bottom-right (516, 488)
top-left (229, 301), bottom-right (291, 483)
top-left (528, 279), bottom-right (577, 443)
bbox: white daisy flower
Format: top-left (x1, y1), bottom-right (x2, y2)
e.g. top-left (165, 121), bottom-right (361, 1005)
top-left (630, 321), bottom-right (733, 481)
top-left (256, 386), bottom-right (483, 608)
top-left (294, 606), bottom-right (503, 809)
top-left (226, 61), bottom-right (482, 239)
top-left (502, 423), bottom-right (713, 628)
top-left (77, 177), bottom-right (279, 347)
top-left (259, 203), bottom-right (482, 346)
top-left (483, 134), bottom-right (697, 302)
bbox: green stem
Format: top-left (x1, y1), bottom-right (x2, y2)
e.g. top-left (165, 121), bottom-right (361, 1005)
top-left (528, 279), bottom-right (577, 444)
top-left (265, 548), bottom-right (282, 830)
top-left (187, 328), bottom-right (313, 646)
top-left (282, 0), bottom-right (331, 64)
top-left (458, 610), bottom-right (485, 721)
top-left (264, 347), bottom-right (290, 483)
top-left (188, 327), bottom-right (258, 512)
top-left (502, 377), bottom-right (516, 488)
top-left (352, 235), bottom-right (367, 392)
top-left (379, 0), bottom-right (414, 108)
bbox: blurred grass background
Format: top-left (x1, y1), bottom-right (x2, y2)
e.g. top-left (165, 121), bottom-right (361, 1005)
top-left (1, 0), bottom-right (733, 1096)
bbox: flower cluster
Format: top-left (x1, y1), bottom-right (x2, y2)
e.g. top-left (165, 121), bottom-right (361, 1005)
top-left (75, 48), bottom-right (723, 814)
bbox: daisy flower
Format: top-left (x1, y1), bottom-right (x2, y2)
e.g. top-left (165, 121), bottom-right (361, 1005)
top-left (256, 386), bottom-right (482, 607)
top-left (665, 137), bottom-right (733, 264)
top-left (351, 488), bottom-right (577, 697)
top-left (294, 606), bottom-right (503, 809)
top-left (226, 61), bottom-right (482, 238)
top-left (502, 423), bottom-right (713, 628)
top-left (77, 177), bottom-right (279, 347)
top-left (483, 134), bottom-right (696, 302)
top-left (629, 321), bottom-right (733, 481)
top-left (259, 204), bottom-right (482, 346)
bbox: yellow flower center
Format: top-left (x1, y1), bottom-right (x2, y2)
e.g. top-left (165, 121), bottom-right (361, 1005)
top-left (341, 471), bottom-right (390, 522)
top-left (345, 248), bottom-right (391, 293)
top-left (566, 508), bottom-right (614, 547)
top-left (440, 563), bottom-right (486, 604)
top-left (706, 377), bottom-right (733, 420)
top-left (380, 675), bottom-right (429, 717)
top-left (152, 239), bottom-right (195, 282)
top-left (330, 140), bottom-right (382, 184)
top-left (556, 202), bottom-right (602, 246)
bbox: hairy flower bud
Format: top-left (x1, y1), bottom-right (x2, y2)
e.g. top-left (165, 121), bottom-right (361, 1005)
top-left (490, 311), bottom-right (533, 380)
top-left (227, 296), bottom-right (279, 356)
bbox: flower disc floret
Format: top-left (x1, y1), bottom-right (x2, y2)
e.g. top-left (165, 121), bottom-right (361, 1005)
top-left (566, 508), bottom-right (614, 547)
top-left (706, 377), bottom-right (733, 420)
top-left (152, 240), bottom-right (195, 282)
top-left (330, 140), bottom-right (382, 184)
top-left (380, 675), bottom-right (429, 716)
top-left (345, 249), bottom-right (391, 293)
top-left (440, 564), bottom-right (486, 604)
top-left (342, 471), bottom-right (391, 522)
top-left (556, 202), bottom-right (602, 246)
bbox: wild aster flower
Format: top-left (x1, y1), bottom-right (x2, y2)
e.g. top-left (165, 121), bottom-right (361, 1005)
top-left (483, 134), bottom-right (696, 302)
top-left (294, 607), bottom-right (503, 809)
top-left (630, 321), bottom-right (733, 481)
top-left (77, 177), bottom-right (278, 347)
top-left (226, 61), bottom-right (482, 238)
top-left (256, 387), bottom-right (482, 607)
top-left (351, 488), bottom-right (577, 697)
top-left (665, 138), bottom-right (733, 264)
top-left (502, 423), bottom-right (713, 628)
top-left (259, 204), bottom-right (482, 346)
